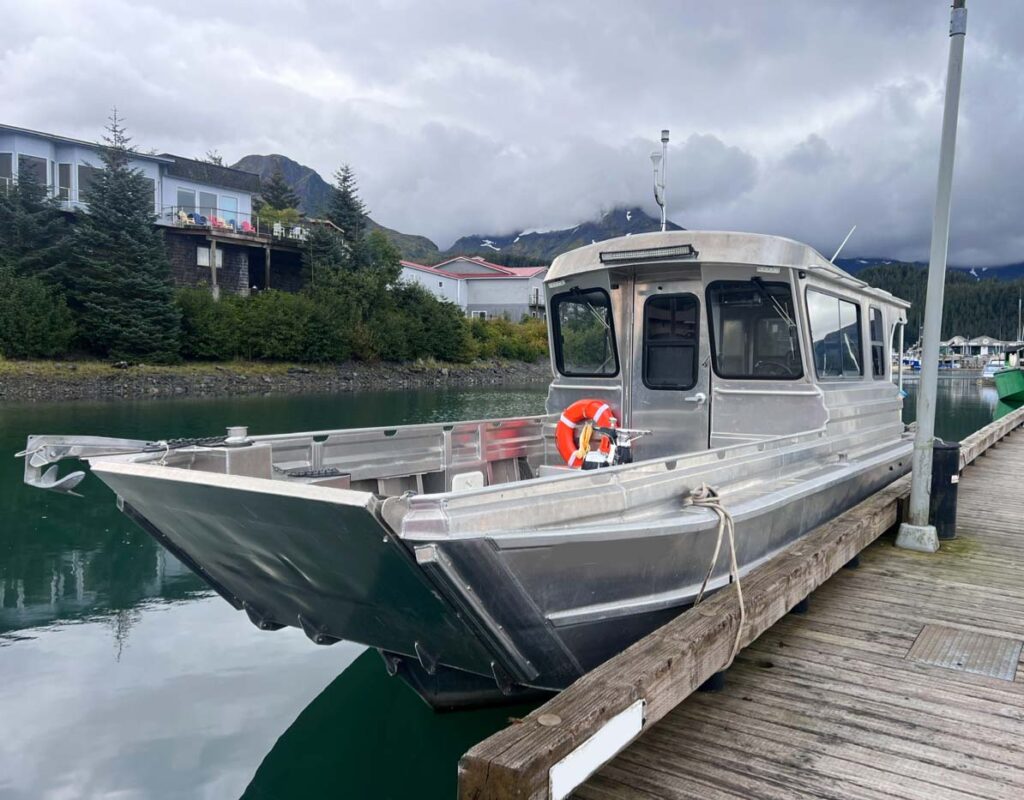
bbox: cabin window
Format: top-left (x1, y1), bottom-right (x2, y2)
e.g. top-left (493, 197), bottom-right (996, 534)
top-left (869, 307), bottom-right (886, 379)
top-left (707, 280), bottom-right (802, 379)
top-left (0, 153), bottom-right (12, 183)
top-left (806, 289), bottom-right (863, 378)
top-left (552, 287), bottom-right (618, 377)
top-left (643, 294), bottom-right (699, 390)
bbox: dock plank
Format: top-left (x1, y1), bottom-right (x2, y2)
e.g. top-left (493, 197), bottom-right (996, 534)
top-left (576, 425), bottom-right (1024, 799)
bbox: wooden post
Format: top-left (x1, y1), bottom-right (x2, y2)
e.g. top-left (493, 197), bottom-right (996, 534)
top-left (210, 238), bottom-right (220, 301)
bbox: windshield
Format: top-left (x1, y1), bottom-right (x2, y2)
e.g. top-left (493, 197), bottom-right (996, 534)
top-left (707, 280), bottom-right (803, 379)
top-left (551, 287), bottom-right (619, 377)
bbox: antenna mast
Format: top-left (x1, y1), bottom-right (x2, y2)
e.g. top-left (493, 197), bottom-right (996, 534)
top-left (651, 129), bottom-right (669, 232)
top-left (830, 225), bottom-right (857, 263)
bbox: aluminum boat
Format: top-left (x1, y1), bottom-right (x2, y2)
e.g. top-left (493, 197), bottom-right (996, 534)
top-left (19, 231), bottom-right (912, 709)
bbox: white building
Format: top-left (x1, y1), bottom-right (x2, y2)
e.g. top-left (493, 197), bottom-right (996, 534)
top-left (401, 256), bottom-right (547, 319)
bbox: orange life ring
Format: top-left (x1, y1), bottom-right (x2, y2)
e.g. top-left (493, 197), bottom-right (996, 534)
top-left (556, 398), bottom-right (617, 468)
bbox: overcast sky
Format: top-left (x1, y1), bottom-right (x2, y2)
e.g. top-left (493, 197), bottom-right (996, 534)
top-left (3, 1), bottom-right (1021, 263)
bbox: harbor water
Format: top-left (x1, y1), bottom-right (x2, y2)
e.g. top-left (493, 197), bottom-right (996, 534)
top-left (0, 377), bottom-right (999, 799)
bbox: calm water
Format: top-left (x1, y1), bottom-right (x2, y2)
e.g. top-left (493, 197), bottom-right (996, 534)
top-left (0, 378), bottom-right (998, 799)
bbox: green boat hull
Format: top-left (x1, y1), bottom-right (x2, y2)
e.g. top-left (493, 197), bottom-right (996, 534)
top-left (994, 368), bottom-right (1024, 403)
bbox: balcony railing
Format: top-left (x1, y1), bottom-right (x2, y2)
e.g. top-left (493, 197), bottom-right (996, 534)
top-left (158, 205), bottom-right (311, 243)
top-left (0, 180), bottom-right (314, 245)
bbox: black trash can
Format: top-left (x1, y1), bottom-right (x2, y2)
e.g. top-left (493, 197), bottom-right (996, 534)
top-left (929, 438), bottom-right (961, 540)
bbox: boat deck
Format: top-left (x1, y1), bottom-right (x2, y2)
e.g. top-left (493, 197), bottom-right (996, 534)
top-left (459, 409), bottom-right (1024, 799)
top-left (577, 429), bottom-right (1024, 800)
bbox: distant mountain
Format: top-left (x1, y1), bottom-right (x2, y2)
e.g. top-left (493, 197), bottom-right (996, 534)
top-left (232, 154), bottom-right (334, 215)
top-left (445, 207), bottom-right (684, 264)
top-left (837, 257), bottom-right (1024, 282)
top-left (237, 154), bottom-right (1024, 277)
top-left (231, 154), bottom-right (442, 262)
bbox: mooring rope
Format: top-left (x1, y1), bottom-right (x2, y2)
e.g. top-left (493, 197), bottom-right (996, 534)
top-left (686, 482), bottom-right (746, 666)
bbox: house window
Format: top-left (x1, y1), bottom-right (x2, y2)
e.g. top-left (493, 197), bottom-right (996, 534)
top-left (199, 191), bottom-right (217, 219)
top-left (869, 307), bottom-right (886, 379)
top-left (58, 163), bottom-right (72, 200)
top-left (471, 310), bottom-right (488, 320)
top-left (707, 280), bottom-right (802, 379)
top-left (197, 246), bottom-right (223, 268)
top-left (18, 154), bottom-right (47, 186)
top-left (0, 153), bottom-right (11, 184)
top-left (177, 188), bottom-right (196, 213)
top-left (806, 289), bottom-right (863, 378)
top-left (438, 281), bottom-right (443, 288)
top-left (77, 165), bottom-right (102, 200)
top-left (643, 293), bottom-right (699, 390)
top-left (551, 287), bottom-right (619, 377)
top-left (220, 195), bottom-right (238, 226)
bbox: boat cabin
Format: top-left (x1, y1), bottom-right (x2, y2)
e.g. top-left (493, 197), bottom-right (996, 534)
top-left (544, 231), bottom-right (910, 461)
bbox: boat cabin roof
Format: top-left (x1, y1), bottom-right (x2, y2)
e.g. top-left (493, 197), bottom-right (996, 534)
top-left (545, 231), bottom-right (910, 309)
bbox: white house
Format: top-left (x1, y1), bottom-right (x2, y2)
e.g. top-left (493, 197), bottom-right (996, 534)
top-left (400, 256), bottom-right (547, 319)
top-left (0, 122), bottom-right (315, 295)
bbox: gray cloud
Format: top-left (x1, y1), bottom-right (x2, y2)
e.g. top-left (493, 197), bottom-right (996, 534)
top-left (2, 0), bottom-right (1021, 263)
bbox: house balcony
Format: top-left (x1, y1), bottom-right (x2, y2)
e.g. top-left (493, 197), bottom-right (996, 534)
top-left (157, 205), bottom-right (313, 245)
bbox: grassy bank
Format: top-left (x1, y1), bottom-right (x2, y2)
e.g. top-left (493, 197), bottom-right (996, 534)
top-left (0, 357), bottom-right (552, 403)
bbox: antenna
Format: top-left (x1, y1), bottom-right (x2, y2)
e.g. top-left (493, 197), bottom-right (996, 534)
top-left (830, 224), bottom-right (857, 263)
top-left (651, 130), bottom-right (669, 232)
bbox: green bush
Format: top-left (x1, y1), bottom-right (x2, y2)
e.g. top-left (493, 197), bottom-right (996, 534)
top-left (0, 270), bottom-right (75, 358)
top-left (469, 316), bottom-right (548, 362)
top-left (176, 287), bottom-right (239, 360)
top-left (172, 284), bottom-right (545, 365)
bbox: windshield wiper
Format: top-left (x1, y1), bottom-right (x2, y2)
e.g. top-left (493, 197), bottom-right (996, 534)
top-left (751, 277), bottom-right (796, 328)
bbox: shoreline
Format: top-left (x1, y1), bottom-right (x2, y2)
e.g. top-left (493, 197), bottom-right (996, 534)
top-left (0, 359), bottom-right (552, 403)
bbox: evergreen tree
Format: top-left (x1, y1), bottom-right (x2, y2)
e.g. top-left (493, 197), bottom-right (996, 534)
top-left (0, 171), bottom-right (69, 282)
top-left (327, 164), bottom-right (367, 246)
top-left (301, 224), bottom-right (349, 286)
top-left (67, 111), bottom-right (180, 362)
top-left (203, 149), bottom-right (224, 166)
top-left (260, 166), bottom-right (300, 211)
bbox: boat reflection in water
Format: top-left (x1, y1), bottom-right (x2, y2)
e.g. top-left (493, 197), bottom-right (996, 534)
top-left (243, 649), bottom-right (538, 799)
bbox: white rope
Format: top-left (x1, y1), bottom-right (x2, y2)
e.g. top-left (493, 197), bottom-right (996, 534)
top-left (686, 482), bottom-right (746, 666)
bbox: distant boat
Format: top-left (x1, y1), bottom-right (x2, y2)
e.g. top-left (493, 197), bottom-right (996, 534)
top-left (982, 357), bottom-right (1005, 383)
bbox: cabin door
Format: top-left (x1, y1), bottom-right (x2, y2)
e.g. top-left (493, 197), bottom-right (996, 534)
top-left (629, 280), bottom-right (711, 459)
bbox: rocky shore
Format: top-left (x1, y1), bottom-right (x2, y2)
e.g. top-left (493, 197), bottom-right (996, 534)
top-left (0, 359), bottom-right (552, 403)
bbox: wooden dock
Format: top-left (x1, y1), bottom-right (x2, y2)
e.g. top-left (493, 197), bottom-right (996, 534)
top-left (460, 409), bottom-right (1024, 799)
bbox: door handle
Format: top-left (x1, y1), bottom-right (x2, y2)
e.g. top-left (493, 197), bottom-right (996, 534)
top-left (683, 392), bottom-right (707, 405)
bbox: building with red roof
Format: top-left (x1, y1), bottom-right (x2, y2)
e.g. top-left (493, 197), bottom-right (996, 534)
top-left (400, 256), bottom-right (547, 319)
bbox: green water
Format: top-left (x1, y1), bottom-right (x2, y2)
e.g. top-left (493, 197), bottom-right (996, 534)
top-left (0, 378), bottom-right (997, 799)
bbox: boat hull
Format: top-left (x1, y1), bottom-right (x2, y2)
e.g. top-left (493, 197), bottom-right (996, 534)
top-left (92, 435), bottom-right (911, 709)
top-left (995, 367), bottom-right (1024, 403)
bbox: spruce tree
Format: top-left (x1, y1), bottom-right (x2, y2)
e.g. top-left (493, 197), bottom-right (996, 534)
top-left (260, 166), bottom-right (300, 211)
top-left (327, 164), bottom-right (367, 246)
top-left (67, 111), bottom-right (180, 362)
top-left (0, 171), bottom-right (69, 282)
top-left (301, 224), bottom-right (349, 286)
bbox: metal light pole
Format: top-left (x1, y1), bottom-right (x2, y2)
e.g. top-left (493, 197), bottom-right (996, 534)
top-left (651, 129), bottom-right (669, 231)
top-left (897, 0), bottom-right (968, 553)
